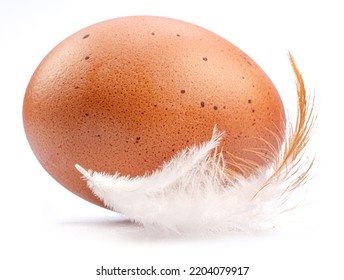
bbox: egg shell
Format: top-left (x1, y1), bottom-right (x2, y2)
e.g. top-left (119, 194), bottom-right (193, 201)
top-left (23, 16), bottom-right (285, 206)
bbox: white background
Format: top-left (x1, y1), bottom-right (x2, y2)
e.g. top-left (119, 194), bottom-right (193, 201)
top-left (1, 0), bottom-right (343, 279)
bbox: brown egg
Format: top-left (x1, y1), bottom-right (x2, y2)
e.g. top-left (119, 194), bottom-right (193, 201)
top-left (23, 16), bottom-right (285, 207)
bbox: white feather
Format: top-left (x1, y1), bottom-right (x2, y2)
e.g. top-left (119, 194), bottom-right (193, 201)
top-left (75, 127), bottom-right (304, 235)
top-left (74, 54), bottom-right (315, 235)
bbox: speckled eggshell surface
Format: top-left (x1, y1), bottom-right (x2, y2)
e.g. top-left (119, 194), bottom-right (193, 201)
top-left (23, 16), bottom-right (285, 206)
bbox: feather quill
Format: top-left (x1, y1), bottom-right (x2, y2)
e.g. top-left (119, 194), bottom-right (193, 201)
top-left (75, 54), bottom-right (315, 234)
